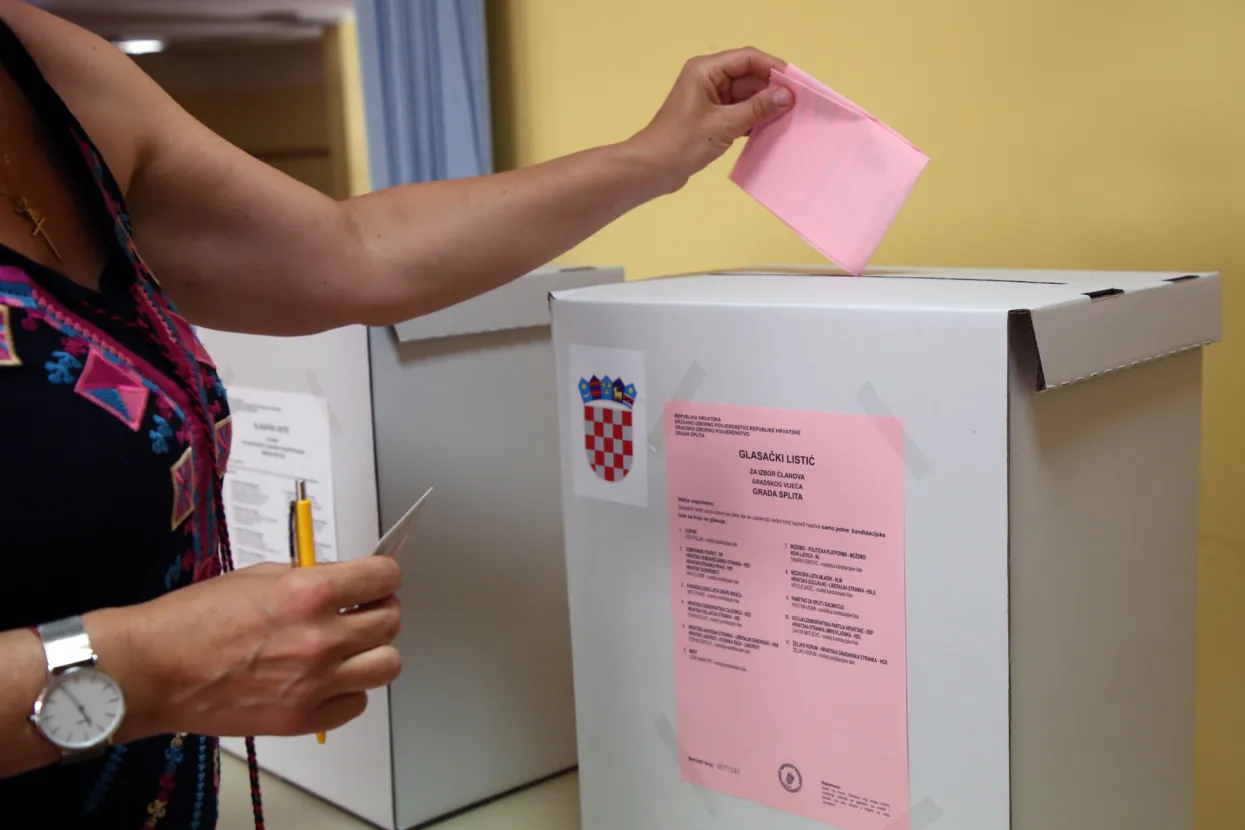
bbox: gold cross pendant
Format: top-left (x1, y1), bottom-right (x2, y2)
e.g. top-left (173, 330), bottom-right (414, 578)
top-left (13, 196), bottom-right (62, 262)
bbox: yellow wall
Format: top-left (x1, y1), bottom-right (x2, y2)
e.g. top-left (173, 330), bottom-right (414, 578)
top-left (169, 85), bottom-right (336, 195)
top-left (137, 44), bottom-right (338, 197)
top-left (139, 32), bottom-right (370, 201)
top-left (488, 1), bottom-right (1244, 826)
top-left (323, 21), bottom-right (373, 198)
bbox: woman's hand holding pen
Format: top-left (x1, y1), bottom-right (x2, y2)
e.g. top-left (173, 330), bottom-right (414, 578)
top-left (94, 557), bottom-right (403, 742)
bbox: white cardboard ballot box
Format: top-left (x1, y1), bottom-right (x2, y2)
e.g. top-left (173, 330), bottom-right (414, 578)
top-left (550, 267), bottom-right (1221, 830)
top-left (198, 264), bottom-right (623, 829)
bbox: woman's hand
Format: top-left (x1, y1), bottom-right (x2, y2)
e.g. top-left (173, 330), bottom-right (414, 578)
top-left (118, 557), bottom-right (402, 739)
top-left (628, 47), bottom-right (794, 194)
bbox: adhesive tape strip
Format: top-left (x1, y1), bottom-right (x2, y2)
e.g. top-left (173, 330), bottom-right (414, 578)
top-left (304, 370), bottom-right (344, 437)
top-left (883, 796), bottom-right (943, 830)
top-left (856, 382), bottom-right (931, 480)
top-left (655, 715), bottom-right (722, 816)
top-left (648, 360), bottom-right (708, 455)
top-left (658, 712), bottom-right (940, 827)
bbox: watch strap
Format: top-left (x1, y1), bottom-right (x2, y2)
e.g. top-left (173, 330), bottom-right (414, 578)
top-left (33, 616), bottom-right (111, 761)
top-left (62, 744), bottom-right (109, 763)
top-left (36, 616), bottom-right (95, 674)
top-left (31, 614), bottom-right (117, 761)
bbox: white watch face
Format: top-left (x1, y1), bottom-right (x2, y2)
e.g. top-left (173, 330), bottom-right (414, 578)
top-left (34, 667), bottom-right (126, 751)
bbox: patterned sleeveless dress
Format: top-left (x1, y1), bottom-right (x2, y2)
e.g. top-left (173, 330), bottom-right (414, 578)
top-left (0, 19), bottom-right (249, 830)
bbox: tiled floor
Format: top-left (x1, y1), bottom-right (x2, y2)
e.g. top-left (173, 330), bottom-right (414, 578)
top-left (219, 754), bottom-right (581, 829)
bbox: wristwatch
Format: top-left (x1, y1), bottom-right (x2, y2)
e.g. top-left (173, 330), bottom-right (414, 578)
top-left (30, 616), bottom-right (127, 760)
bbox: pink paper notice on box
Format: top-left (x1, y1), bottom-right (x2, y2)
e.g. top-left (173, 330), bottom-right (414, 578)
top-left (731, 65), bottom-right (929, 275)
top-left (665, 401), bottom-right (909, 829)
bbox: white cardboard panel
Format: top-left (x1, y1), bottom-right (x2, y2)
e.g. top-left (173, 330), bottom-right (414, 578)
top-left (552, 272), bottom-right (1070, 312)
top-left (556, 269), bottom-right (1222, 393)
top-left (1008, 331), bottom-right (1198, 829)
top-left (552, 298), bottom-right (1012, 830)
top-left (660, 264), bottom-right (1213, 285)
top-left (553, 269), bottom-right (1220, 318)
top-left (392, 266), bottom-right (623, 343)
top-left (198, 324), bottom-right (396, 830)
top-left (374, 325), bottom-right (580, 828)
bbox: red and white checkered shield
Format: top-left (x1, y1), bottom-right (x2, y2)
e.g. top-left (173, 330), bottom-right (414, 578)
top-left (583, 402), bottom-right (635, 482)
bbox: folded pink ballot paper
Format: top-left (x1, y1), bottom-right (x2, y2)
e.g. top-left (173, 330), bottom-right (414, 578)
top-left (730, 65), bottom-right (929, 275)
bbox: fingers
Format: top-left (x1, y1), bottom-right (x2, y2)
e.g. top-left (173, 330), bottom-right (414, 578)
top-left (311, 691), bottom-right (370, 732)
top-left (318, 555), bottom-right (402, 610)
top-left (721, 85), bottom-right (794, 139)
top-left (327, 646), bottom-right (402, 696)
top-left (699, 46), bottom-right (786, 82)
top-left (686, 46), bottom-right (793, 137)
top-left (729, 75), bottom-right (770, 105)
top-left (335, 595), bottom-right (401, 653)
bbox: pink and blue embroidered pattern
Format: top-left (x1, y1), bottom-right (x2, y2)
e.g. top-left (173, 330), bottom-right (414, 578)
top-left (74, 348), bottom-right (150, 430)
top-left (0, 15), bottom-right (256, 829)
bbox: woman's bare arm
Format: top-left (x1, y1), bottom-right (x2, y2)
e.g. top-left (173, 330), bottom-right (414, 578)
top-left (0, 1), bottom-right (791, 335)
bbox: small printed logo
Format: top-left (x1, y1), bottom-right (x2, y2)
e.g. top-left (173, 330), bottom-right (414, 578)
top-left (579, 374), bottom-right (637, 483)
top-left (778, 763), bottom-right (803, 794)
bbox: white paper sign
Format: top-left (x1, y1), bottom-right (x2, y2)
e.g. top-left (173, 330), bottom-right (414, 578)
top-left (223, 387), bottom-right (339, 567)
top-left (567, 345), bottom-right (648, 507)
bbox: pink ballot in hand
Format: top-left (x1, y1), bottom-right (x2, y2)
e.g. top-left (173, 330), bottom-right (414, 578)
top-left (730, 65), bottom-right (929, 275)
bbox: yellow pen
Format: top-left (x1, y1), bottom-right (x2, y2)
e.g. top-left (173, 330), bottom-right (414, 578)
top-left (292, 480), bottom-right (326, 745)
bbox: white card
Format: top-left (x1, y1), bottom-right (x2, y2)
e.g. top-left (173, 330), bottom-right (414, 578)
top-left (373, 487), bottom-right (434, 559)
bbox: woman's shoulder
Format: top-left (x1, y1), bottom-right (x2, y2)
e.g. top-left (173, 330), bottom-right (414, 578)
top-left (0, 1), bottom-right (148, 198)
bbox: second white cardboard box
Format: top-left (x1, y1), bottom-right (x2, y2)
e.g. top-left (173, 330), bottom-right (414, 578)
top-left (205, 265), bottom-right (623, 829)
top-left (550, 267), bottom-right (1220, 830)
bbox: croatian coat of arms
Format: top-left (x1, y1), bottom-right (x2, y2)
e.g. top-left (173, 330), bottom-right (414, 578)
top-left (579, 373), bottom-right (637, 482)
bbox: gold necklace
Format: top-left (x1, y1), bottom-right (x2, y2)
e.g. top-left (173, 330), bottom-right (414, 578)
top-left (0, 79), bottom-right (62, 261)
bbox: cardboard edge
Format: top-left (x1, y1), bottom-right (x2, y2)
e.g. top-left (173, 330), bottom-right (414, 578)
top-left (549, 270), bottom-right (1222, 394)
top-left (580, 266), bottom-right (1071, 285)
top-left (1015, 272), bottom-right (1223, 392)
top-left (1008, 309), bottom-right (1047, 391)
top-left (394, 265), bottom-right (624, 343)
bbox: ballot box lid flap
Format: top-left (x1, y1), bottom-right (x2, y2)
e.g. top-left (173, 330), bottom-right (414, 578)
top-left (549, 266), bottom-right (1222, 392)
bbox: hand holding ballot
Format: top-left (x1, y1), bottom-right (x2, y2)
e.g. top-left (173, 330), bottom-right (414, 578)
top-left (629, 47), bottom-right (795, 194)
top-left (108, 556), bottom-right (403, 743)
top-left (635, 53), bottom-right (928, 275)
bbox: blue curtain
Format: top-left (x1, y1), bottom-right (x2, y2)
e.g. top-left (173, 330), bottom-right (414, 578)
top-left (353, 0), bottom-right (493, 189)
